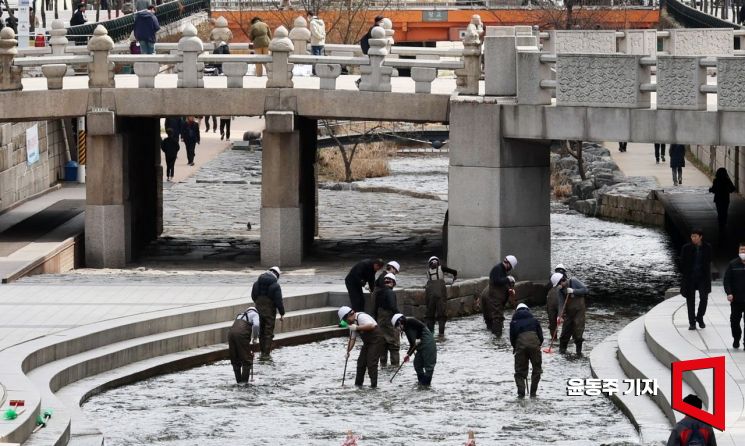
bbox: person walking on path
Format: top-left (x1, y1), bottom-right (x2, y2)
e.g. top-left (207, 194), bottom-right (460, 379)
top-left (160, 129), bottom-right (179, 182)
top-left (251, 267), bottom-right (285, 360)
top-left (618, 142), bottom-right (627, 153)
top-left (228, 306), bottom-right (259, 383)
top-left (670, 144), bottom-right (686, 186)
top-left (709, 168), bottom-right (736, 231)
top-left (308, 11), bottom-right (326, 56)
top-left (69, 4), bottom-right (87, 26)
top-left (219, 116), bottom-right (232, 141)
top-left (164, 116), bottom-right (183, 140)
top-left (133, 5), bottom-right (160, 55)
top-left (680, 229), bottom-right (712, 330)
top-left (724, 242), bottom-right (745, 349)
top-left (509, 303), bottom-right (543, 398)
top-left (557, 269), bottom-right (589, 356)
top-left (203, 116), bottom-right (217, 133)
top-left (392, 313), bottom-right (437, 386)
top-left (249, 17), bottom-right (271, 77)
top-left (181, 116), bottom-right (200, 166)
top-left (666, 394), bottom-right (717, 446)
top-left (655, 143), bottom-right (666, 164)
top-left (480, 255), bottom-right (518, 336)
top-left (374, 273), bottom-right (400, 367)
top-left (424, 256), bottom-right (457, 336)
top-left (339, 306), bottom-right (386, 388)
top-left (345, 258), bottom-right (384, 313)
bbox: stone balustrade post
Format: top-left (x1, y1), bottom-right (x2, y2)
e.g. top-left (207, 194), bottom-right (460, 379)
top-left (177, 23), bottom-right (204, 88)
top-left (134, 62), bottom-right (160, 88)
top-left (209, 16), bottom-right (233, 45)
top-left (42, 64), bottom-right (67, 89)
top-left (516, 50), bottom-right (552, 105)
top-left (49, 20), bottom-right (69, 56)
top-left (87, 25), bottom-right (115, 88)
top-left (411, 67), bottom-right (436, 93)
top-left (223, 62), bottom-right (248, 88)
top-left (316, 63), bottom-right (341, 89)
top-left (381, 18), bottom-right (395, 53)
top-left (456, 24), bottom-right (481, 96)
top-left (0, 27), bottom-right (22, 91)
top-left (484, 27), bottom-right (516, 96)
top-left (267, 26), bottom-right (294, 88)
top-left (358, 26), bottom-right (392, 92)
top-left (289, 16), bottom-right (310, 55)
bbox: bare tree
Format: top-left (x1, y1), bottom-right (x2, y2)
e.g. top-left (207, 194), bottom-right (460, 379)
top-left (321, 120), bottom-right (382, 182)
top-left (524, 0), bottom-right (618, 29)
top-left (564, 140), bottom-right (587, 180)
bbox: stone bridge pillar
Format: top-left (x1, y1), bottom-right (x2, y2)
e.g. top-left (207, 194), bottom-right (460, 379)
top-left (260, 112), bottom-right (317, 266)
top-left (85, 113), bottom-right (162, 268)
top-left (447, 97), bottom-right (550, 280)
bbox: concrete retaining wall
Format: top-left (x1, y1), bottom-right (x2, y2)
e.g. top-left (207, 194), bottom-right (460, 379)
top-left (690, 144), bottom-right (744, 192)
top-left (0, 120), bottom-right (70, 213)
top-left (598, 190), bottom-right (666, 227)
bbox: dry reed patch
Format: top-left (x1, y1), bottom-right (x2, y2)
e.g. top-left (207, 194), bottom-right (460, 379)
top-left (318, 141), bottom-right (398, 182)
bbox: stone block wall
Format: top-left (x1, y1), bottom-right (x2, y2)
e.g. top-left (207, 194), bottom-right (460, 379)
top-left (0, 121), bottom-right (69, 213)
top-left (690, 144), bottom-right (744, 193)
top-left (598, 189), bottom-right (665, 227)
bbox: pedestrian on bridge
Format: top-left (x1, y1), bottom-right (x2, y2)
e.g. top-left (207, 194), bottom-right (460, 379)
top-left (160, 129), bottom-right (179, 182)
top-left (308, 11), bottom-right (326, 56)
top-left (249, 17), bottom-right (271, 77)
top-left (393, 313), bottom-right (437, 386)
top-left (69, 4), bottom-right (86, 27)
top-left (252, 267), bottom-right (285, 360)
top-left (480, 255), bottom-right (518, 336)
top-left (670, 144), bottom-right (686, 186)
top-left (374, 273), bottom-right (400, 367)
top-left (724, 242), bottom-right (745, 349)
top-left (510, 303), bottom-right (543, 398)
top-left (709, 168), bottom-right (736, 231)
top-left (680, 229), bottom-right (712, 330)
top-left (228, 306), bottom-right (259, 383)
top-left (424, 256), bottom-right (457, 337)
top-left (181, 116), bottom-right (200, 166)
top-left (339, 306), bottom-right (385, 388)
top-left (345, 258), bottom-right (384, 313)
top-left (134, 5), bottom-right (160, 55)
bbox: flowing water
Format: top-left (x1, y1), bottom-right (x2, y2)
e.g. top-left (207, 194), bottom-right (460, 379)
top-left (82, 154), bottom-right (681, 445)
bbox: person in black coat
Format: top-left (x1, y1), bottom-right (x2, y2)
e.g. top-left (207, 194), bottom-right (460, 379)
top-left (724, 242), bottom-right (745, 349)
top-left (359, 15), bottom-right (384, 55)
top-left (160, 129), bottom-right (179, 182)
top-left (669, 144), bottom-right (686, 186)
top-left (345, 258), bottom-right (384, 312)
top-left (180, 116), bottom-right (200, 166)
top-left (680, 229), bottom-right (712, 330)
top-left (69, 4), bottom-right (87, 27)
top-left (509, 303), bottom-right (543, 397)
top-left (251, 267), bottom-right (285, 359)
top-left (709, 167), bottom-right (736, 230)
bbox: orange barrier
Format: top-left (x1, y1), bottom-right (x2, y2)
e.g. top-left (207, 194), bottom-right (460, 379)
top-left (213, 8), bottom-right (660, 43)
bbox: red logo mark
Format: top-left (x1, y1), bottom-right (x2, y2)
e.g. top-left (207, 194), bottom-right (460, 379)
top-left (671, 356), bottom-right (726, 431)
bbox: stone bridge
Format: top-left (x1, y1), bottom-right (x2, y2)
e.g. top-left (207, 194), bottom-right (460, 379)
top-left (1, 19), bottom-right (745, 280)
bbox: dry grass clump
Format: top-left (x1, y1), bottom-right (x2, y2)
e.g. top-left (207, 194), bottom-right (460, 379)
top-left (551, 171), bottom-right (573, 199)
top-left (318, 141), bottom-right (397, 182)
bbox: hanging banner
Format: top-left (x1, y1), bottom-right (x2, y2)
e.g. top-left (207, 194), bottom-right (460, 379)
top-left (18, 0), bottom-right (31, 48)
top-left (26, 124), bottom-right (40, 165)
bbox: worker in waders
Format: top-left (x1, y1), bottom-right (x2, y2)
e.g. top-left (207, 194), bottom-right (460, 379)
top-left (424, 256), bottom-right (457, 336)
top-left (392, 313), bottom-right (437, 385)
top-left (371, 260), bottom-right (400, 315)
top-left (345, 258), bottom-right (384, 312)
top-left (374, 273), bottom-right (401, 366)
top-left (228, 306), bottom-right (260, 383)
top-left (547, 272), bottom-right (564, 339)
top-left (481, 255), bottom-right (518, 336)
top-left (339, 306), bottom-right (386, 388)
top-left (251, 266), bottom-right (285, 360)
top-left (509, 303), bottom-right (543, 398)
top-left (556, 271), bottom-right (588, 356)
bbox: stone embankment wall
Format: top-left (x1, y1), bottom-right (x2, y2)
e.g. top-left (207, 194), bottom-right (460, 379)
top-left (552, 143), bottom-right (665, 227)
top-left (0, 121), bottom-right (70, 213)
top-left (394, 278), bottom-right (548, 319)
top-left (690, 144), bottom-right (743, 191)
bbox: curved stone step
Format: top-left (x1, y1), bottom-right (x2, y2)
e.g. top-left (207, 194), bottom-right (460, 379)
top-left (590, 328), bottom-right (670, 445)
top-left (644, 292), bottom-right (745, 444)
top-left (618, 316), bottom-right (695, 425)
top-left (22, 307), bottom-right (340, 446)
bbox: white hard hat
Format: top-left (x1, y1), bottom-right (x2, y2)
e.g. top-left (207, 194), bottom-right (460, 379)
top-left (428, 256), bottom-right (439, 263)
top-left (384, 272), bottom-right (397, 283)
top-left (391, 313), bottom-right (404, 326)
top-left (516, 303), bottom-right (529, 311)
top-left (269, 266), bottom-right (281, 277)
top-left (247, 306), bottom-right (257, 313)
top-left (387, 261), bottom-right (401, 273)
top-left (507, 275), bottom-right (516, 284)
top-left (338, 306), bottom-right (353, 321)
top-left (554, 264), bottom-right (567, 272)
top-left (505, 255), bottom-right (518, 269)
top-left (551, 272), bottom-right (564, 287)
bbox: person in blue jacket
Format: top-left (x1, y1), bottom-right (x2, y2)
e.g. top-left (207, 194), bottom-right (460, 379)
top-left (510, 303), bottom-right (543, 398)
